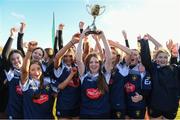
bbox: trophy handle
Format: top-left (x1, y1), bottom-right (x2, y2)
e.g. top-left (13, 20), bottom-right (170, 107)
top-left (99, 6), bottom-right (106, 16)
top-left (86, 5), bottom-right (92, 15)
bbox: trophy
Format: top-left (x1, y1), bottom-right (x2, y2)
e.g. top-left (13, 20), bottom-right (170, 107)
top-left (86, 4), bottom-right (105, 35)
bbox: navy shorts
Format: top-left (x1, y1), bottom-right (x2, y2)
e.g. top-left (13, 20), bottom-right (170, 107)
top-left (56, 108), bottom-right (80, 118)
top-left (148, 107), bottom-right (177, 119)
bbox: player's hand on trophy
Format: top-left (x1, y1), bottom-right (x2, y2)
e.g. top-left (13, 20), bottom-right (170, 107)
top-left (79, 21), bottom-right (85, 29)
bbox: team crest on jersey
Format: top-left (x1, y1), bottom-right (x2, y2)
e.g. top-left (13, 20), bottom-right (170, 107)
top-left (45, 86), bottom-right (50, 91)
top-left (16, 85), bottom-right (23, 95)
top-left (136, 110), bottom-right (140, 117)
top-left (132, 75), bottom-right (137, 81)
top-left (33, 94), bottom-right (49, 104)
top-left (116, 112), bottom-right (121, 118)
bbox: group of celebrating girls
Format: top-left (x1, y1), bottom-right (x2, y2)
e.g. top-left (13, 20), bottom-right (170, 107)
top-left (0, 21), bottom-right (180, 119)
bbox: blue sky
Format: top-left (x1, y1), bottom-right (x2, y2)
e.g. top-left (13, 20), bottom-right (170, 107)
top-left (0, 0), bottom-right (180, 49)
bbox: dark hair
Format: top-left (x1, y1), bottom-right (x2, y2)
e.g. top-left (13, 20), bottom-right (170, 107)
top-left (32, 47), bottom-right (45, 58)
top-left (8, 49), bottom-right (24, 68)
top-left (44, 48), bottom-right (54, 59)
top-left (85, 53), bottom-right (108, 94)
top-left (30, 61), bottom-right (44, 99)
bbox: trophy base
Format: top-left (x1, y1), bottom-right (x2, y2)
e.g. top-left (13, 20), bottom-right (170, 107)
top-left (85, 30), bottom-right (102, 36)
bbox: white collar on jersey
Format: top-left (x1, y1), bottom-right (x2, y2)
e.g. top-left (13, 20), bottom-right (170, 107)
top-left (87, 72), bottom-right (99, 78)
top-left (29, 78), bottom-right (40, 87)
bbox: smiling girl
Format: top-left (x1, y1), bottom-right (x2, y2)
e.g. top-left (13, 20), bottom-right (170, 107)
top-left (20, 41), bottom-right (53, 119)
top-left (139, 37), bottom-right (180, 119)
top-left (1, 27), bottom-right (24, 119)
top-left (76, 28), bottom-right (112, 119)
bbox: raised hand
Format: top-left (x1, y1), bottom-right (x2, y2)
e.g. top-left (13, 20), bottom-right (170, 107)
top-left (79, 21), bottom-right (85, 29)
top-left (70, 67), bottom-right (78, 76)
top-left (71, 33), bottom-right (80, 44)
top-left (98, 30), bottom-right (105, 39)
top-left (27, 41), bottom-right (38, 52)
top-left (20, 22), bottom-right (26, 33)
top-left (137, 34), bottom-right (141, 40)
top-left (166, 39), bottom-right (173, 51)
top-left (122, 30), bottom-right (127, 40)
top-left (10, 27), bottom-right (17, 38)
top-left (59, 24), bottom-right (64, 30)
top-left (172, 43), bottom-right (179, 57)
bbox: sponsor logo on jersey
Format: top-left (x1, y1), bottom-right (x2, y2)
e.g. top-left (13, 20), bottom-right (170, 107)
top-left (124, 82), bottom-right (135, 93)
top-left (33, 94), bottom-right (49, 104)
top-left (86, 88), bottom-right (102, 100)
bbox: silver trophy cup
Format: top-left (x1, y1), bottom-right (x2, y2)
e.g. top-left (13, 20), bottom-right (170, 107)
top-left (86, 4), bottom-right (105, 35)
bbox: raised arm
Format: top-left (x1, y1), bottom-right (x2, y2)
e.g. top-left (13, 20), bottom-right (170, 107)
top-left (139, 37), bottom-right (152, 73)
top-left (54, 32), bottom-right (79, 69)
top-left (108, 40), bottom-right (132, 55)
top-left (54, 24), bottom-right (64, 56)
top-left (100, 31), bottom-right (112, 73)
top-left (53, 33), bottom-right (58, 56)
top-left (58, 24), bottom-right (64, 50)
top-left (82, 38), bottom-right (90, 62)
top-left (21, 41), bottom-right (37, 85)
top-left (75, 28), bottom-right (89, 76)
top-left (122, 30), bottom-right (130, 48)
top-left (2, 28), bottom-right (16, 63)
top-left (58, 67), bottom-right (77, 90)
top-left (147, 33), bottom-right (162, 50)
top-left (17, 22), bottom-right (26, 57)
top-left (92, 34), bottom-right (104, 60)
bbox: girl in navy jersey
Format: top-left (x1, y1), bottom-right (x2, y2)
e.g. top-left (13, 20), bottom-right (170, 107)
top-left (20, 41), bottom-right (53, 119)
top-left (139, 36), bottom-right (180, 119)
top-left (1, 27), bottom-right (24, 119)
top-left (125, 49), bottom-right (151, 119)
top-left (76, 28), bottom-right (112, 119)
top-left (109, 40), bottom-right (151, 119)
top-left (108, 40), bottom-right (132, 119)
top-left (53, 33), bottom-right (81, 119)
